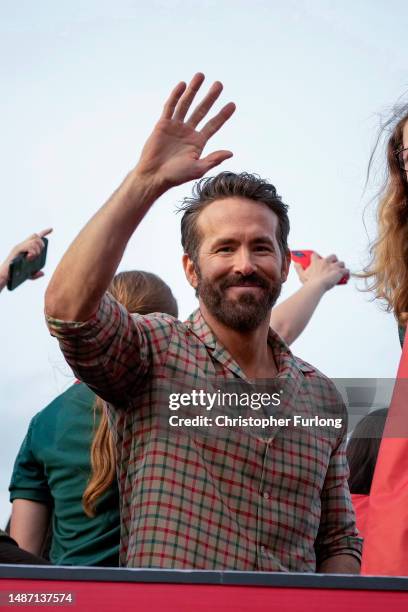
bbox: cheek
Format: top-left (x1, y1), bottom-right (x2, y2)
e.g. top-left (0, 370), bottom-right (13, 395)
top-left (198, 257), bottom-right (230, 280)
top-left (258, 257), bottom-right (282, 278)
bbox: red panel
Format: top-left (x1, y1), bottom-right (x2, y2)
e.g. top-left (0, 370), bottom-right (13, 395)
top-left (0, 580), bottom-right (406, 612)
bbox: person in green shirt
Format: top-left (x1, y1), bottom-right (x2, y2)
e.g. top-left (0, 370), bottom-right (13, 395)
top-left (9, 270), bottom-right (178, 566)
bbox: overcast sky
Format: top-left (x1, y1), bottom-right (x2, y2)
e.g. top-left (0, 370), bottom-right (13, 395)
top-left (1, 0), bottom-right (407, 526)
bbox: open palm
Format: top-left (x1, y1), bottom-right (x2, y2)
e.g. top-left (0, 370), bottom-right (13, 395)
top-left (136, 73), bottom-right (236, 189)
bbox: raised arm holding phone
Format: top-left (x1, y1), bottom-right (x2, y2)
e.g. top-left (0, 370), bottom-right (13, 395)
top-left (270, 252), bottom-right (349, 345)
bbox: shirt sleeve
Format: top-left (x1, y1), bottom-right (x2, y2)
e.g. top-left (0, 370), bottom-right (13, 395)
top-left (9, 417), bottom-right (52, 505)
top-left (45, 291), bottom-right (174, 404)
top-left (314, 430), bottom-right (363, 565)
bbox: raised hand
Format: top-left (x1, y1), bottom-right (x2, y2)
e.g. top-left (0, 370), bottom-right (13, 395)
top-left (0, 228), bottom-right (52, 291)
top-left (294, 252), bottom-right (349, 291)
top-left (44, 75), bottom-right (233, 320)
top-left (135, 73), bottom-right (236, 190)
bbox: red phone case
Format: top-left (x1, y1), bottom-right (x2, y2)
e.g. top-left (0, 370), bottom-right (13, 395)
top-left (290, 250), bottom-right (348, 285)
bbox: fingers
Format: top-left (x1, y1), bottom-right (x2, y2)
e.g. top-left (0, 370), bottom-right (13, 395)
top-left (173, 73), bottom-right (205, 122)
top-left (23, 232), bottom-right (49, 260)
top-left (325, 253), bottom-right (338, 263)
top-left (293, 262), bottom-right (306, 283)
top-left (200, 102), bottom-right (236, 141)
top-left (26, 240), bottom-right (44, 260)
top-left (30, 271), bottom-right (44, 281)
top-left (161, 81), bottom-right (187, 119)
top-left (200, 149), bottom-right (233, 173)
top-left (186, 80), bottom-right (223, 128)
top-left (38, 227), bottom-right (53, 238)
top-left (161, 73), bottom-right (235, 142)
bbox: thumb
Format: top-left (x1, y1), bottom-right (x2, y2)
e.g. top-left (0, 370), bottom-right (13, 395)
top-left (38, 228), bottom-right (53, 239)
top-left (200, 150), bottom-right (233, 173)
top-left (30, 271), bottom-right (45, 281)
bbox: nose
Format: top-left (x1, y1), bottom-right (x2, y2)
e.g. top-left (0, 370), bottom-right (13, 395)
top-left (233, 247), bottom-right (256, 276)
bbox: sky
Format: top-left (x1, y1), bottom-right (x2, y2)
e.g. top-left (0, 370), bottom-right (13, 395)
top-left (0, 0), bottom-right (407, 527)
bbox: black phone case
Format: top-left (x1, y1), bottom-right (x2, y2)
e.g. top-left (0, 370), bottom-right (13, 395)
top-left (7, 237), bottom-right (48, 291)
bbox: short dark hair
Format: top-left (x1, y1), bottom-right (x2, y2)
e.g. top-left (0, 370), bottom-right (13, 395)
top-left (179, 172), bottom-right (290, 263)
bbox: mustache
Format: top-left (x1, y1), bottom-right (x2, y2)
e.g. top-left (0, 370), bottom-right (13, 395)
top-left (220, 273), bottom-right (270, 290)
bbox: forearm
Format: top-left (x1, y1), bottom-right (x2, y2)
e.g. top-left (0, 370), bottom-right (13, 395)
top-left (270, 280), bottom-right (326, 345)
top-left (318, 554), bottom-right (361, 574)
top-left (45, 169), bottom-right (164, 321)
top-left (0, 262), bottom-right (9, 292)
top-left (10, 499), bottom-right (50, 556)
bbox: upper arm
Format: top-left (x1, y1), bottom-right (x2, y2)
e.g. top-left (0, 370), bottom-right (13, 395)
top-left (9, 419), bottom-right (52, 505)
top-left (269, 312), bottom-right (293, 345)
top-left (9, 417), bottom-right (53, 556)
top-left (10, 499), bottom-right (51, 556)
top-left (46, 292), bottom-right (175, 404)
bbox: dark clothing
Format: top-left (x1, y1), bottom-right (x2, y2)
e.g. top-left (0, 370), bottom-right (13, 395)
top-left (398, 324), bottom-right (406, 348)
top-left (0, 530), bottom-right (49, 565)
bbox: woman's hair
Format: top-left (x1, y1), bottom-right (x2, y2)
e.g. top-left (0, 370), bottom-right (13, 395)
top-left (347, 408), bottom-right (388, 495)
top-left (362, 102), bottom-right (408, 326)
top-left (82, 271), bottom-right (178, 517)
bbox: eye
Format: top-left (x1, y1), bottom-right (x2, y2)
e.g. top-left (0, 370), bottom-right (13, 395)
top-left (254, 245), bottom-right (273, 252)
top-left (216, 246), bottom-right (234, 253)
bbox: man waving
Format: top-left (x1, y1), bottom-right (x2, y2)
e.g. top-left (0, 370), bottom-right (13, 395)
top-left (45, 74), bottom-right (361, 572)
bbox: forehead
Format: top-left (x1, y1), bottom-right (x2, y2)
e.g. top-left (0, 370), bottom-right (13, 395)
top-left (196, 197), bottom-right (281, 244)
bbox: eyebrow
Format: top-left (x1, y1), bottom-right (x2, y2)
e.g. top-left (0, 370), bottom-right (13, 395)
top-left (251, 236), bottom-right (275, 244)
top-left (210, 235), bottom-right (276, 248)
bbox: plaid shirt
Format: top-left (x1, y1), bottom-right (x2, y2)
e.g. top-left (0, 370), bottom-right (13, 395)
top-left (47, 293), bottom-right (362, 570)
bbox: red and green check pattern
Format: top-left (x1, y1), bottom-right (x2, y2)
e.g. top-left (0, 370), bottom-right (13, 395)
top-left (47, 293), bottom-right (362, 570)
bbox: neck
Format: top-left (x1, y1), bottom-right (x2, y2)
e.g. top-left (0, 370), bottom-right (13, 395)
top-left (199, 302), bottom-right (277, 379)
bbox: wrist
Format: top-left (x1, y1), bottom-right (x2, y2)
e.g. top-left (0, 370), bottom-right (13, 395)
top-left (130, 166), bottom-right (170, 202)
top-left (303, 277), bottom-right (328, 296)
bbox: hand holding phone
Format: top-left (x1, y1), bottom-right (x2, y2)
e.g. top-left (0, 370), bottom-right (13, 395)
top-left (290, 250), bottom-right (349, 286)
top-left (1, 228), bottom-right (52, 292)
top-left (7, 237), bottom-right (49, 291)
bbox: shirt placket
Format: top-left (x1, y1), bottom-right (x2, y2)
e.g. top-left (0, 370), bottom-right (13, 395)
top-left (255, 439), bottom-right (284, 571)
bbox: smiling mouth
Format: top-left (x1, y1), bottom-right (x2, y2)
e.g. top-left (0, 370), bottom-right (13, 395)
top-left (226, 284), bottom-right (264, 290)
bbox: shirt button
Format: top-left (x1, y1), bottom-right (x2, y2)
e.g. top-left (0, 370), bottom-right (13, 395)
top-left (263, 491), bottom-right (270, 500)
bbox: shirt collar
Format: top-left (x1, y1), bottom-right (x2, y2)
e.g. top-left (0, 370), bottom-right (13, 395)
top-left (185, 308), bottom-right (312, 380)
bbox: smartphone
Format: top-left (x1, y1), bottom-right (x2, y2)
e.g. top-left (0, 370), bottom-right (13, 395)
top-left (290, 249), bottom-right (349, 285)
top-left (7, 237), bottom-right (48, 291)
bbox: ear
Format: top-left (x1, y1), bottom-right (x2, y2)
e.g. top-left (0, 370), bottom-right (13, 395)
top-left (182, 253), bottom-right (199, 290)
top-left (281, 250), bottom-right (291, 283)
